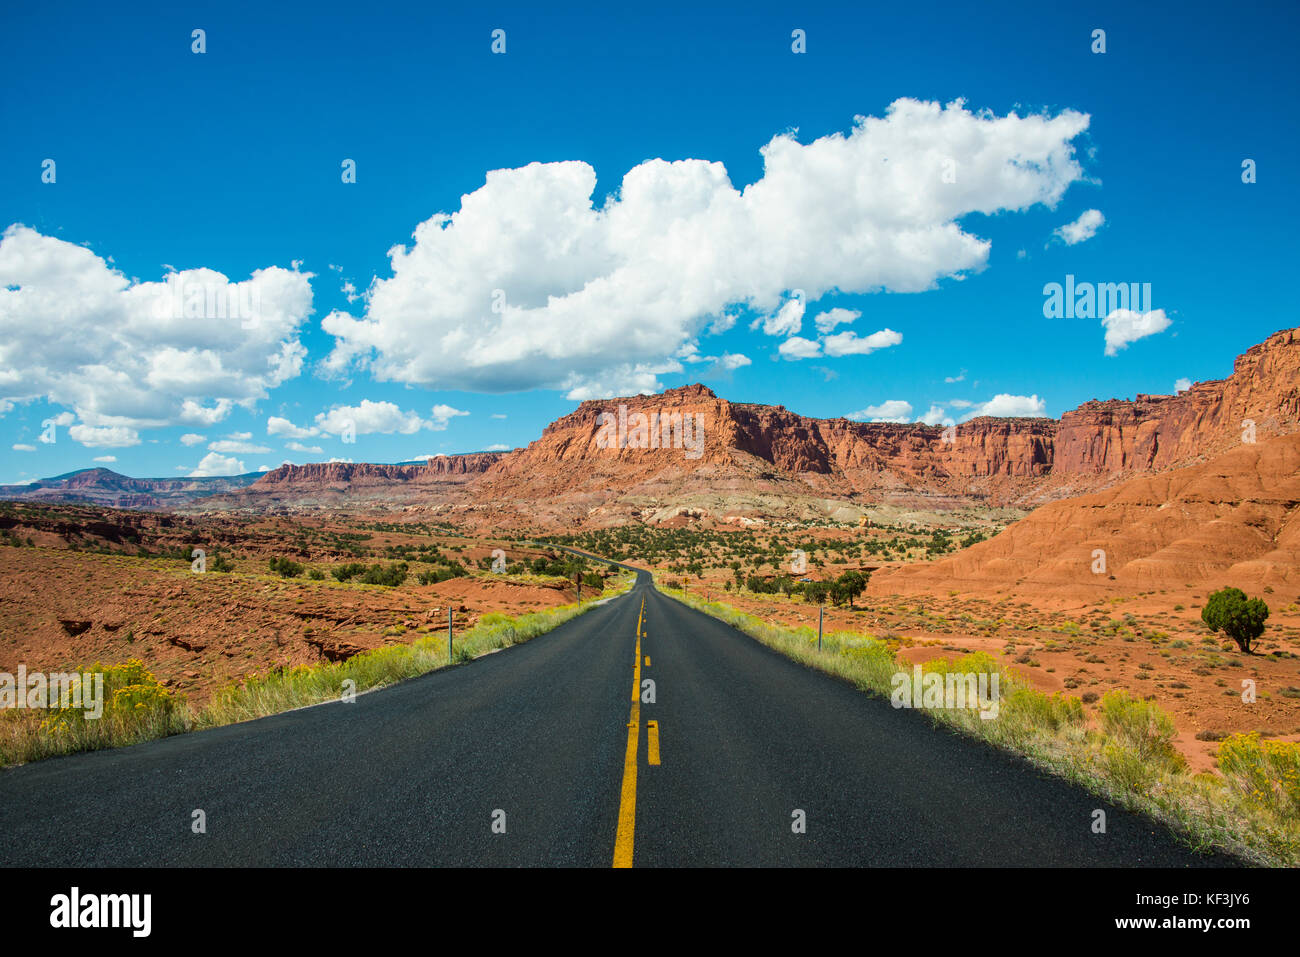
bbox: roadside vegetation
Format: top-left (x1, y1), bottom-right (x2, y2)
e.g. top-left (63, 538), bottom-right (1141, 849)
top-left (0, 572), bottom-right (633, 767)
top-left (543, 523), bottom-right (996, 579)
top-left (656, 582), bottom-right (1300, 867)
top-left (0, 659), bottom-right (189, 767)
top-left (199, 576), bottom-right (631, 726)
top-left (668, 568), bottom-right (870, 607)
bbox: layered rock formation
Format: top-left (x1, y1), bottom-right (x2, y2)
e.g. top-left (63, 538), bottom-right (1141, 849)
top-left (15, 327), bottom-right (1299, 528)
top-left (451, 385), bottom-right (1062, 524)
top-left (878, 430), bottom-right (1300, 600)
top-left (255, 454), bottom-right (504, 489)
top-left (228, 454), bottom-right (507, 510)
top-left (1054, 327), bottom-right (1300, 474)
top-left (460, 327), bottom-right (1299, 520)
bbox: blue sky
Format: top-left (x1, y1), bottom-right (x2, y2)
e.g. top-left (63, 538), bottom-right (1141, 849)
top-left (2, 0), bottom-right (1297, 481)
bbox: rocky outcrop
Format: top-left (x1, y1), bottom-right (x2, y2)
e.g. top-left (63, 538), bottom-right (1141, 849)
top-left (254, 462), bottom-right (424, 487)
top-left (13, 328), bottom-right (1298, 526)
top-left (425, 452), bottom-right (508, 475)
top-left (458, 326), bottom-right (1299, 526)
top-left (1054, 328), bottom-right (1300, 474)
top-left (878, 430), bottom-right (1300, 600)
top-left (253, 454), bottom-right (504, 489)
top-left (489, 384), bottom-right (1058, 490)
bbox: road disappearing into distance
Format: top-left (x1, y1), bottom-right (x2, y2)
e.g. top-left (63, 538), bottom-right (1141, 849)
top-left (0, 568), bottom-right (1229, 867)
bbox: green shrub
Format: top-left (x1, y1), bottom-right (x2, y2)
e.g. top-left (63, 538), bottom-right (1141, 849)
top-left (802, 580), bottom-right (829, 604)
top-left (1099, 690), bottom-right (1186, 773)
top-left (417, 565), bottom-right (463, 585)
top-left (332, 562), bottom-right (367, 582)
top-left (268, 556), bottom-right (304, 578)
top-left (1001, 687), bottom-right (1085, 732)
top-left (1101, 742), bottom-right (1160, 792)
top-left (1217, 733), bottom-right (1300, 818)
top-left (334, 561), bottom-right (410, 584)
top-left (1201, 587), bottom-right (1269, 653)
top-left (358, 562), bottom-right (408, 587)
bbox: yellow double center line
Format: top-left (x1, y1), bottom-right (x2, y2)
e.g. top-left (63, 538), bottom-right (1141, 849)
top-left (612, 597), bottom-right (645, 868)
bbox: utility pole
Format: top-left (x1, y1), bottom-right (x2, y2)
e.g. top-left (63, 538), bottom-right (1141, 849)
top-left (818, 604), bottom-right (824, 653)
top-left (448, 606), bottom-right (453, 663)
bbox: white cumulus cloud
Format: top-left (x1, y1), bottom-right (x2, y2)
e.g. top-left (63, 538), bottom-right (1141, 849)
top-left (208, 432), bottom-right (272, 454)
top-left (321, 98), bottom-right (1089, 399)
top-left (718, 352), bottom-right (751, 371)
top-left (1102, 308), bottom-right (1171, 356)
top-left (0, 225), bottom-right (313, 437)
top-left (821, 328), bottom-right (902, 357)
top-left (270, 400), bottom-right (467, 440)
top-left (69, 424), bottom-right (140, 448)
top-left (917, 404), bottom-right (950, 426)
top-left (1054, 208), bottom-right (1104, 245)
top-left (778, 337), bottom-right (822, 360)
top-left (429, 403), bottom-right (470, 431)
top-left (267, 416), bottom-right (318, 440)
top-left (315, 401), bottom-right (426, 437)
top-left (847, 400), bottom-right (914, 423)
top-left (813, 308), bottom-right (860, 334)
top-left (190, 452), bottom-right (246, 477)
top-left (758, 297), bottom-right (806, 337)
top-left (962, 394), bottom-right (1047, 420)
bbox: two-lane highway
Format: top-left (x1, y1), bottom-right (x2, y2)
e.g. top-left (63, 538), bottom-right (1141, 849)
top-left (0, 570), bottom-right (1230, 866)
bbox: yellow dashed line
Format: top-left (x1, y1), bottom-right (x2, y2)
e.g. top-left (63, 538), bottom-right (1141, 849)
top-left (612, 598), bottom-right (645, 868)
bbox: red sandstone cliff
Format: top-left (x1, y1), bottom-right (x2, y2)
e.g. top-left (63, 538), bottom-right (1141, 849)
top-left (1054, 328), bottom-right (1300, 474)
top-left (182, 326), bottom-right (1299, 524)
top-left (254, 454), bottom-right (505, 489)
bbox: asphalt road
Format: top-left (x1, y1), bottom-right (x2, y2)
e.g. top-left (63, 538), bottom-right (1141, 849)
top-left (0, 570), bottom-right (1231, 866)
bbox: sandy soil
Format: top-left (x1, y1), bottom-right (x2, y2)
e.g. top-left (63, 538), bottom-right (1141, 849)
top-left (0, 505), bottom-right (591, 702)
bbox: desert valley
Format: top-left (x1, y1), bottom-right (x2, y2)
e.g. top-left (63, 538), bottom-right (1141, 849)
top-left (1, 327), bottom-right (1297, 780)
top-left (10, 0), bottom-right (1300, 921)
